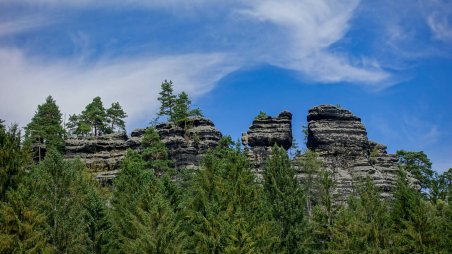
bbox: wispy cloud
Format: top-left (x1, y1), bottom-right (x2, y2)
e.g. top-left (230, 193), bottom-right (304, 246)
top-left (0, 15), bottom-right (51, 37)
top-left (0, 48), bottom-right (238, 129)
top-left (428, 12), bottom-right (452, 43)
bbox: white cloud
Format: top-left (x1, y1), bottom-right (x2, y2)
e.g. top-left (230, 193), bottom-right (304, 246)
top-left (0, 48), bottom-right (238, 130)
top-left (428, 12), bottom-right (452, 42)
top-left (237, 0), bottom-right (391, 85)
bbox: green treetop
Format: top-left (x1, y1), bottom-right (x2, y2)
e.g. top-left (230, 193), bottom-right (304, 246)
top-left (157, 80), bottom-right (203, 124)
top-left (396, 150), bottom-right (434, 194)
top-left (106, 102), bottom-right (127, 132)
top-left (81, 96), bottom-right (107, 136)
top-left (25, 95), bottom-right (65, 151)
top-left (158, 80), bottom-right (176, 120)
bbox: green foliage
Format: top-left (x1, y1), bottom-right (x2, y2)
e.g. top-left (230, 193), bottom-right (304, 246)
top-left (0, 124), bottom-right (29, 200)
top-left (396, 150), bottom-right (434, 194)
top-left (263, 145), bottom-right (308, 253)
top-left (141, 128), bottom-right (171, 174)
top-left (327, 180), bottom-right (392, 253)
top-left (66, 113), bottom-right (91, 136)
top-left (29, 149), bottom-right (91, 253)
top-left (82, 96), bottom-right (107, 136)
top-left (298, 149), bottom-right (323, 218)
top-left (157, 80), bottom-right (203, 124)
top-left (158, 80), bottom-right (177, 120)
top-left (110, 150), bottom-right (185, 253)
top-left (255, 111), bottom-right (269, 120)
top-left (183, 137), bottom-right (277, 253)
top-left (0, 185), bottom-right (49, 253)
top-left (106, 102), bottom-right (127, 132)
top-left (25, 95), bottom-right (65, 152)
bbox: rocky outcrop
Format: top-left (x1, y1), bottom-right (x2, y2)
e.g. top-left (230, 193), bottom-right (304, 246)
top-left (64, 132), bottom-right (141, 172)
top-left (64, 117), bottom-right (222, 182)
top-left (242, 111), bottom-right (293, 176)
top-left (296, 105), bottom-right (404, 202)
top-left (156, 117), bottom-right (222, 169)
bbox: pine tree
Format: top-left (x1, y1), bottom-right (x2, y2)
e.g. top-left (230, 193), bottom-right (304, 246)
top-left (141, 127), bottom-right (170, 175)
top-left (25, 95), bottom-right (65, 153)
top-left (66, 114), bottom-right (91, 136)
top-left (82, 96), bottom-right (107, 136)
top-left (106, 102), bottom-right (127, 133)
top-left (263, 145), bottom-right (309, 253)
top-left (158, 80), bottom-right (176, 120)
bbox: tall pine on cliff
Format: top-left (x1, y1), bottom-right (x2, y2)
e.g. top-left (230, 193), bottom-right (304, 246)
top-left (82, 96), bottom-right (107, 136)
top-left (106, 102), bottom-right (127, 133)
top-left (158, 80), bottom-right (176, 121)
top-left (157, 80), bottom-right (202, 124)
top-left (25, 95), bottom-right (65, 153)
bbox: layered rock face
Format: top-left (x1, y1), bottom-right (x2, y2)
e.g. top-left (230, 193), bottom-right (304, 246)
top-left (64, 117), bottom-right (222, 183)
top-left (299, 105), bottom-right (401, 202)
top-left (65, 132), bottom-right (141, 172)
top-left (242, 111), bottom-right (293, 176)
top-left (155, 117), bottom-right (222, 169)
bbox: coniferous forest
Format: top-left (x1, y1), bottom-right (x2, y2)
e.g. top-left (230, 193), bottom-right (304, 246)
top-left (1, 81), bottom-right (451, 254)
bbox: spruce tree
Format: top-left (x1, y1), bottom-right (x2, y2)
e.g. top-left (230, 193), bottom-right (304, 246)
top-left (298, 149), bottom-right (323, 219)
top-left (82, 96), bottom-right (107, 136)
top-left (30, 149), bottom-right (90, 253)
top-left (327, 180), bottom-right (392, 253)
top-left (391, 170), bottom-right (441, 253)
top-left (263, 145), bottom-right (308, 253)
top-left (0, 185), bottom-right (49, 253)
top-left (0, 124), bottom-right (29, 200)
top-left (25, 95), bottom-right (65, 153)
top-left (110, 150), bottom-right (185, 253)
top-left (106, 102), bottom-right (127, 133)
top-left (183, 137), bottom-right (277, 253)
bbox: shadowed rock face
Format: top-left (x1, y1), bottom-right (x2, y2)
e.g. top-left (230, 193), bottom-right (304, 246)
top-left (298, 104), bottom-right (407, 202)
top-left (242, 111), bottom-right (293, 176)
top-left (64, 117), bottom-right (222, 183)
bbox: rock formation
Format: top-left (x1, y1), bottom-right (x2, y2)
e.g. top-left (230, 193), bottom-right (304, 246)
top-left (64, 117), bottom-right (222, 182)
top-left (242, 111), bottom-right (293, 177)
top-left (64, 132), bottom-right (141, 172)
top-left (155, 117), bottom-right (222, 169)
top-left (296, 105), bottom-right (403, 202)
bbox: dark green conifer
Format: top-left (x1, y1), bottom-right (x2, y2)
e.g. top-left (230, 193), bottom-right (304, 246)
top-left (25, 95), bottom-right (65, 152)
top-left (263, 145), bottom-right (309, 253)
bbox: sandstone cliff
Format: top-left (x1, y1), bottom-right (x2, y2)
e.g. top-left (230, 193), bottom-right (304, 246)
top-left (242, 111), bottom-right (293, 177)
top-left (295, 105), bottom-right (404, 202)
top-left (64, 117), bottom-right (222, 183)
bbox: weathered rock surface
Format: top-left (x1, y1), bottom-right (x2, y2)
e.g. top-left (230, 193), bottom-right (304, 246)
top-left (295, 105), bottom-right (404, 202)
top-left (242, 111), bottom-right (293, 176)
top-left (64, 117), bottom-right (222, 182)
top-left (64, 132), bottom-right (141, 172)
top-left (156, 117), bottom-right (222, 169)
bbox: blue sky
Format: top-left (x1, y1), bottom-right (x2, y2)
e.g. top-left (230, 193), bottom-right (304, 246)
top-left (0, 0), bottom-right (451, 172)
